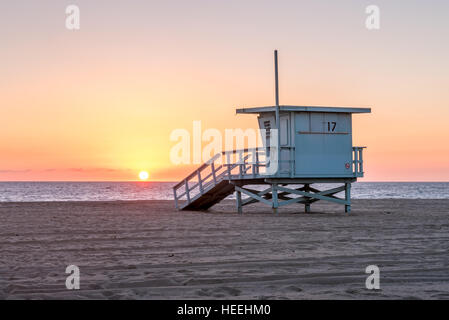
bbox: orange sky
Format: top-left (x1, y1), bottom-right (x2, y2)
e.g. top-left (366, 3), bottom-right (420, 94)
top-left (1, 1), bottom-right (448, 181)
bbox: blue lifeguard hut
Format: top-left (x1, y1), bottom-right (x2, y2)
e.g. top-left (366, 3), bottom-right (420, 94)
top-left (173, 51), bottom-right (371, 213)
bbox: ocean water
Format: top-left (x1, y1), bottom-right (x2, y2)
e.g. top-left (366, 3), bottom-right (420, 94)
top-left (0, 182), bottom-right (448, 202)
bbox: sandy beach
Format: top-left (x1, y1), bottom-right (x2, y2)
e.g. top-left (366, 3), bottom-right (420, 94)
top-left (0, 199), bottom-right (448, 299)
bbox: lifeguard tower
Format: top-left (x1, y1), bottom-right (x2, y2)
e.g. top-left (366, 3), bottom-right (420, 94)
top-left (173, 51), bottom-right (371, 213)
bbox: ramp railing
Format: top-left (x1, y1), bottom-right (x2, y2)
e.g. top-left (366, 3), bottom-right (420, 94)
top-left (353, 147), bottom-right (365, 177)
top-left (173, 148), bottom-right (271, 209)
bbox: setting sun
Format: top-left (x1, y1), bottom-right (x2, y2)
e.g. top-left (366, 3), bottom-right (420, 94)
top-left (139, 171), bottom-right (149, 181)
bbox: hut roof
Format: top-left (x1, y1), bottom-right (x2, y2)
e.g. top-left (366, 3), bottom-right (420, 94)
top-left (236, 105), bottom-right (371, 114)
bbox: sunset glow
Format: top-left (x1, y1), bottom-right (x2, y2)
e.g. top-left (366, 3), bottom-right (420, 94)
top-left (0, 1), bottom-right (448, 182)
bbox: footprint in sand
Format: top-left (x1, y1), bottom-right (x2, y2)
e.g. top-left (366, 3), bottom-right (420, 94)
top-left (102, 290), bottom-right (115, 297)
top-left (218, 286), bottom-right (241, 296)
top-left (345, 288), bottom-right (359, 295)
top-left (284, 285), bottom-right (303, 292)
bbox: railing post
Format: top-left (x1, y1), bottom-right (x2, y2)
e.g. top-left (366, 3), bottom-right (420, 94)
top-left (197, 169), bottom-right (203, 194)
top-left (251, 149), bottom-right (255, 169)
top-left (226, 151), bottom-right (231, 166)
top-left (359, 148), bottom-right (363, 174)
top-left (238, 150), bottom-right (243, 178)
top-left (211, 162), bottom-right (217, 185)
top-left (255, 149), bottom-right (259, 176)
top-left (185, 180), bottom-right (190, 203)
top-left (353, 147), bottom-right (359, 175)
top-left (226, 152), bottom-right (231, 178)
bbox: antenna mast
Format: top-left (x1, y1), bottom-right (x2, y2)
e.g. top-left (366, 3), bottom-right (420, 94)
top-left (274, 50), bottom-right (280, 173)
top-left (274, 50), bottom-right (280, 108)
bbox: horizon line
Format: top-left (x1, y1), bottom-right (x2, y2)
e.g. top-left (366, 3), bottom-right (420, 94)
top-left (1, 180), bottom-right (449, 183)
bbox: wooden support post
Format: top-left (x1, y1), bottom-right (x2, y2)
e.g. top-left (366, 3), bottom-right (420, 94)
top-left (304, 184), bottom-right (311, 213)
top-left (272, 184), bottom-right (279, 214)
top-left (345, 182), bottom-right (351, 213)
top-left (173, 188), bottom-right (178, 209)
top-left (236, 189), bottom-right (243, 214)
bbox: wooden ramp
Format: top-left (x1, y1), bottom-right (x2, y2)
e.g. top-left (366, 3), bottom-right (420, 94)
top-left (181, 179), bottom-right (234, 210)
